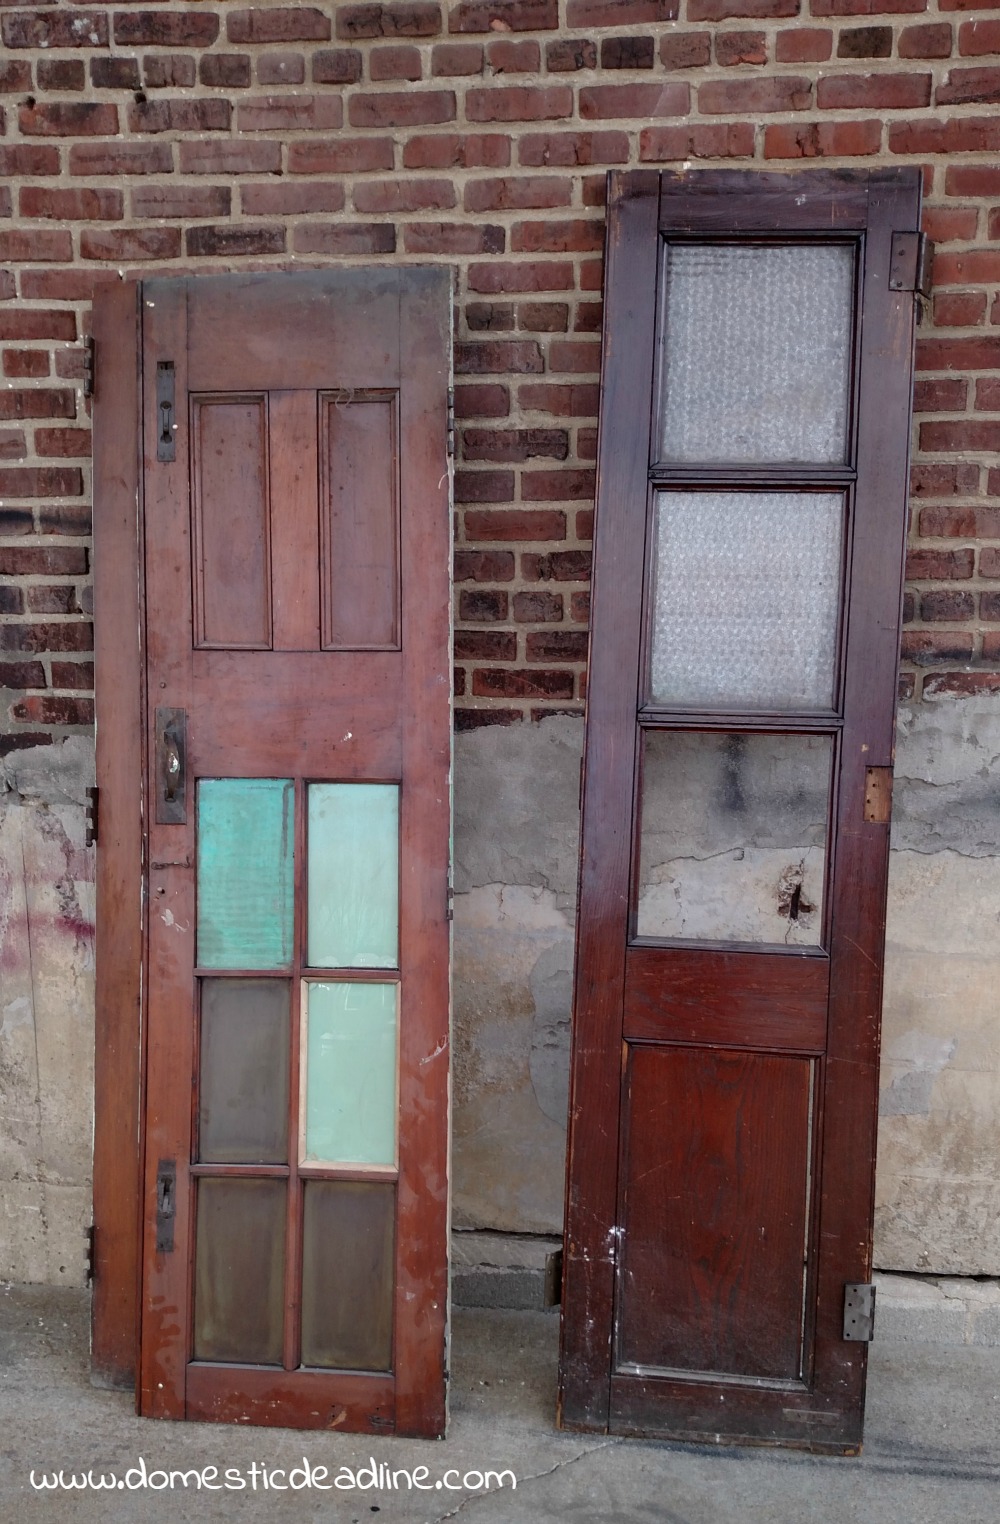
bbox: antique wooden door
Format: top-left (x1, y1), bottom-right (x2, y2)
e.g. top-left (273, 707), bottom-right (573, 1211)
top-left (560, 169), bottom-right (924, 1450)
top-left (92, 269), bottom-right (452, 1435)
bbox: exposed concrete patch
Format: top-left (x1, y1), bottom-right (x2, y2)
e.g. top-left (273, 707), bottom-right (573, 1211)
top-left (874, 1272), bottom-right (1000, 1346)
top-left (892, 699), bottom-right (1000, 857)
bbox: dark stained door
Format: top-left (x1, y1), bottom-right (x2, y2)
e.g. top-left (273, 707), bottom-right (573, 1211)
top-left (98, 269), bottom-right (452, 1435)
top-left (560, 169), bottom-right (923, 1451)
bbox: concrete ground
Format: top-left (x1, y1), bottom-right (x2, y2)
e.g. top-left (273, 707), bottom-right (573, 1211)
top-left (1, 1283), bottom-right (998, 1523)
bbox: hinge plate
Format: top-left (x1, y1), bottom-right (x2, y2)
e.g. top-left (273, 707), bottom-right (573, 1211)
top-left (889, 232), bottom-right (934, 300)
top-left (85, 1225), bottom-right (95, 1284)
top-left (447, 386), bottom-right (455, 459)
top-left (83, 336), bottom-right (95, 400)
top-left (863, 766), bottom-right (893, 825)
top-left (843, 1282), bottom-right (876, 1341)
top-left (84, 785), bottom-right (99, 847)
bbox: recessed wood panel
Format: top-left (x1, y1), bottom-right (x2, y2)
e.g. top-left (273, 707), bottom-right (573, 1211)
top-left (617, 1045), bottom-right (813, 1382)
top-left (320, 393), bottom-right (400, 650)
top-left (192, 395), bottom-right (271, 650)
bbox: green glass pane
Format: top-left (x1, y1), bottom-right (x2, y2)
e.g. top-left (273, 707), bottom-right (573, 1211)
top-left (307, 783), bottom-right (399, 969)
top-left (197, 779), bottom-right (293, 970)
top-left (303, 981), bottom-right (397, 1167)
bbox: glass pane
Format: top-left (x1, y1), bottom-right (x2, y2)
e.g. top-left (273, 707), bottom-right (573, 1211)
top-left (302, 982), bottom-right (397, 1167)
top-left (636, 731), bottom-right (833, 947)
top-left (198, 979), bottom-right (289, 1164)
top-left (308, 783), bottom-right (399, 969)
top-left (658, 243), bottom-right (854, 464)
top-left (193, 1178), bottom-right (285, 1363)
top-left (650, 491), bottom-right (843, 711)
top-left (197, 779), bottom-right (294, 970)
top-left (300, 1181), bottom-right (395, 1371)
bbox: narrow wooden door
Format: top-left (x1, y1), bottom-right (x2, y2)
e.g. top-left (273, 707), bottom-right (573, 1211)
top-left (560, 170), bottom-right (924, 1451)
top-left (93, 269), bottom-right (452, 1435)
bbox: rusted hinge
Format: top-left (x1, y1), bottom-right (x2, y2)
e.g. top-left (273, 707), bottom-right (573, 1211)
top-left (85, 1225), bottom-right (96, 1284)
top-left (889, 232), bottom-right (934, 301)
top-left (83, 336), bottom-right (95, 400)
top-left (84, 785), bottom-right (99, 848)
top-left (843, 1283), bottom-right (876, 1342)
top-left (447, 386), bottom-right (455, 459)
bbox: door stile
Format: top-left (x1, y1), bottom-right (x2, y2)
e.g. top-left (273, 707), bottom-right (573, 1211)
top-left (559, 171), bottom-right (661, 1433)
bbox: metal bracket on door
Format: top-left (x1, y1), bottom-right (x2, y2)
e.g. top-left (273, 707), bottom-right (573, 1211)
top-left (155, 1160), bottom-right (176, 1255)
top-left (843, 1283), bottom-right (876, 1342)
top-left (156, 361), bottom-right (176, 462)
top-left (155, 707), bottom-right (187, 824)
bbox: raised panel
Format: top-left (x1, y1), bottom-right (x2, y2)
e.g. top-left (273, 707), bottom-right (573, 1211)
top-left (617, 1046), bottom-right (813, 1382)
top-left (191, 395), bottom-right (271, 650)
top-left (320, 393), bottom-right (400, 651)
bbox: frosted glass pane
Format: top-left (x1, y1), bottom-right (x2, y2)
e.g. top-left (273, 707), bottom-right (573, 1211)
top-left (650, 491), bottom-right (843, 711)
top-left (658, 243), bottom-right (854, 464)
top-left (197, 779), bottom-right (294, 969)
top-left (198, 979), bottom-right (289, 1165)
top-left (308, 784), bottom-right (398, 969)
top-left (637, 731), bottom-right (832, 947)
top-left (303, 981), bottom-right (397, 1167)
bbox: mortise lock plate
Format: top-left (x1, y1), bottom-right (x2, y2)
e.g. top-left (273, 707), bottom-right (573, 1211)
top-left (155, 1159), bottom-right (176, 1255)
top-left (156, 360), bottom-right (176, 462)
top-left (155, 707), bottom-right (186, 824)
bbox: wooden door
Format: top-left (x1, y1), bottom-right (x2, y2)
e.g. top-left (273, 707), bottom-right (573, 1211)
top-left (92, 269), bottom-right (452, 1436)
top-left (560, 169), bottom-right (924, 1451)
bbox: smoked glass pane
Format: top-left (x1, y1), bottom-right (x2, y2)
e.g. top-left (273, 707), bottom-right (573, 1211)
top-left (308, 783), bottom-right (399, 969)
top-left (197, 779), bottom-right (293, 969)
top-left (198, 980), bottom-right (289, 1164)
top-left (303, 981), bottom-right (397, 1167)
top-left (650, 491), bottom-right (843, 711)
top-left (300, 1181), bottom-right (395, 1371)
top-left (194, 1178), bottom-right (285, 1364)
top-left (658, 243), bottom-right (854, 464)
top-left (636, 731), bottom-right (833, 947)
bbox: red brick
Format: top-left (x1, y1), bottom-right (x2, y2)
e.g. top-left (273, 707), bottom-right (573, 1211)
top-left (468, 262), bottom-right (574, 294)
top-left (934, 250), bottom-right (1000, 283)
top-left (512, 220), bottom-right (604, 253)
top-left (404, 133), bottom-right (510, 168)
top-left (452, 0), bottom-right (558, 30)
top-left (567, 0), bottom-right (677, 20)
top-left (513, 590), bottom-right (563, 620)
top-left (467, 301), bottom-right (516, 331)
top-left (81, 227), bottom-right (181, 261)
top-left (26, 585), bottom-right (82, 615)
top-left (240, 182), bottom-right (343, 216)
top-left (914, 375), bottom-right (970, 408)
top-left (641, 122), bottom-right (756, 159)
top-left (522, 468), bottom-right (595, 500)
top-left (355, 178), bottom-right (456, 213)
top-left (919, 589), bottom-right (976, 622)
top-left (0, 661), bottom-right (45, 689)
top-left (518, 382), bottom-right (600, 416)
top-left (937, 66), bottom-right (1000, 106)
top-left (338, 2), bottom-right (442, 37)
top-left (0, 546), bottom-right (86, 577)
top-left (468, 85), bottom-right (573, 121)
top-left (228, 8), bottom-right (332, 43)
top-left (37, 59), bottom-right (85, 91)
top-left (660, 31), bottom-right (711, 68)
top-left (293, 223), bottom-right (397, 255)
top-left (9, 696), bottom-right (94, 726)
top-left (0, 274), bottom-right (13, 301)
top-left (901, 632), bottom-right (974, 664)
top-left (689, 0), bottom-right (796, 15)
top-left (0, 428), bottom-right (26, 460)
top-left (51, 662), bottom-right (94, 691)
top-left (454, 383), bottom-right (510, 417)
top-left (776, 28), bottom-right (833, 61)
top-left (113, 11), bottom-right (219, 46)
top-left (889, 116), bottom-right (1000, 154)
top-left (0, 311), bottom-right (76, 342)
top-left (38, 502), bottom-right (92, 535)
top-left (0, 62), bottom-right (32, 92)
top-left (454, 629), bottom-right (517, 659)
top-left (0, 230), bottom-right (72, 263)
top-left (0, 391), bottom-right (75, 423)
top-left (312, 49), bottom-right (363, 83)
top-left (19, 187), bottom-right (122, 223)
top-left (920, 420), bottom-right (1000, 452)
top-left (910, 462), bottom-right (980, 496)
top-left (570, 590), bottom-right (591, 621)
top-left (975, 378), bottom-right (1000, 409)
top-left (454, 548), bottom-right (516, 580)
top-left (473, 668), bottom-right (574, 698)
top-left (459, 589), bottom-right (509, 620)
top-left (580, 81), bottom-right (690, 117)
top-left (3, 351), bottom-right (50, 379)
top-left (518, 130), bottom-right (630, 167)
top-left (525, 630), bottom-right (588, 660)
top-left (923, 207), bottom-right (978, 242)
top-left (906, 548), bottom-right (975, 578)
top-left (601, 35), bottom-right (655, 68)
top-left (200, 54), bottom-right (253, 87)
top-left (457, 340), bottom-right (544, 375)
top-left (187, 226), bottom-right (285, 258)
top-left (701, 75), bottom-right (811, 111)
top-left (764, 119), bottom-right (883, 157)
top-left (350, 90), bottom-right (455, 126)
top-left (403, 223), bottom-right (505, 254)
top-left (69, 141), bottom-right (173, 176)
top-left (258, 52), bottom-right (306, 85)
top-left (133, 184), bottom-right (232, 219)
top-left (1, 11), bottom-right (109, 47)
top-left (20, 102), bottom-right (119, 137)
top-left (465, 509), bottom-right (566, 540)
top-left (455, 468), bottom-right (515, 501)
top-left (463, 427), bottom-right (568, 462)
top-left (0, 146), bottom-right (61, 177)
top-left (129, 98), bottom-right (232, 134)
top-left (290, 137), bottom-right (396, 175)
top-left (546, 38), bottom-right (598, 70)
top-left (916, 337), bottom-right (1000, 370)
top-left (0, 505), bottom-right (33, 534)
top-left (466, 176), bottom-right (572, 211)
top-left (237, 95), bottom-right (342, 132)
top-left (717, 30), bottom-right (768, 64)
top-left (983, 548), bottom-right (1000, 579)
top-left (371, 43), bottom-right (423, 79)
top-left (899, 22), bottom-right (954, 56)
top-left (959, 19), bottom-right (1000, 53)
top-left (180, 141), bottom-right (281, 175)
top-left (919, 505), bottom-right (1000, 536)
top-left (546, 340), bottom-right (600, 373)
top-left (518, 302), bottom-right (570, 331)
top-left (454, 708), bottom-right (522, 730)
top-left (576, 305), bottom-right (602, 332)
top-left (144, 56), bottom-right (197, 89)
top-left (812, 0), bottom-right (926, 11)
top-left (837, 24), bottom-right (892, 56)
top-left (488, 38), bottom-right (541, 71)
top-left (432, 41), bottom-right (483, 74)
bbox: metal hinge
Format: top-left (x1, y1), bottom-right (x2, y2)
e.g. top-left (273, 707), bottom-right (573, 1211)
top-left (84, 785), bottom-right (99, 847)
top-left (843, 1282), bottom-right (876, 1342)
top-left (85, 1225), bottom-right (95, 1284)
top-left (446, 883), bottom-right (454, 922)
top-left (447, 387), bottom-right (455, 459)
top-left (889, 232), bottom-right (934, 301)
top-left (83, 336), bottom-right (95, 399)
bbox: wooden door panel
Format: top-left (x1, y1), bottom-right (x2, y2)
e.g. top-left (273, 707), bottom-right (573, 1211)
top-left (320, 391), bottom-right (400, 650)
top-left (191, 395), bottom-right (271, 650)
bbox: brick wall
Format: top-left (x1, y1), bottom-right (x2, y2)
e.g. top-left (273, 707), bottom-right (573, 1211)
top-left (0, 0), bottom-right (997, 743)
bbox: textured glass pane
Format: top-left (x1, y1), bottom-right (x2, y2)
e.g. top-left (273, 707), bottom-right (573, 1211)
top-left (303, 981), bottom-right (397, 1167)
top-left (301, 1181), bottom-right (395, 1371)
top-left (658, 243), bottom-right (854, 464)
top-left (650, 491), bottom-right (843, 711)
top-left (198, 980), bottom-right (289, 1164)
top-left (637, 731), bottom-right (833, 947)
top-left (194, 1178), bottom-right (285, 1363)
top-left (308, 784), bottom-right (399, 969)
top-left (197, 779), bottom-right (294, 970)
